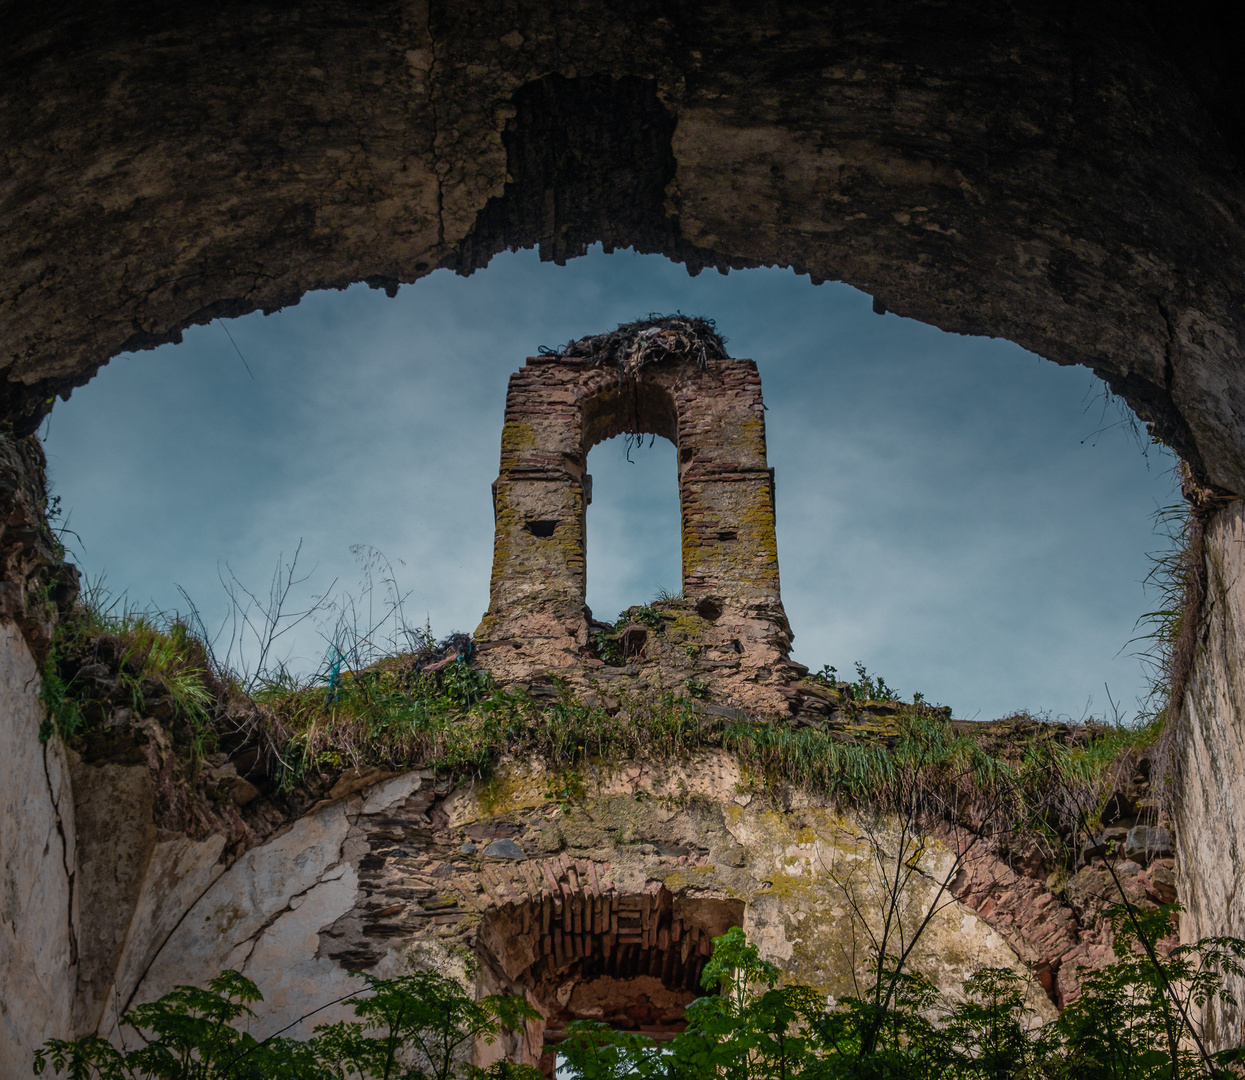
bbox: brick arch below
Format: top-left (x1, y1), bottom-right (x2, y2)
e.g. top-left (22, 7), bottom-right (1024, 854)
top-left (474, 880), bottom-right (744, 1075)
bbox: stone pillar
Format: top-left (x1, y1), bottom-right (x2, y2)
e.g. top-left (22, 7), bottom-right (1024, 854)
top-left (671, 359), bottom-right (782, 619)
top-left (475, 357), bottom-right (595, 677)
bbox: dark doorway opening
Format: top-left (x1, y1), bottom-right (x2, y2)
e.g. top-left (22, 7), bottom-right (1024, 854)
top-left (477, 884), bottom-right (744, 1076)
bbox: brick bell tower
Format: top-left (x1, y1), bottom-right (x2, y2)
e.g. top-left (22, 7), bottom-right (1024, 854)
top-left (474, 317), bottom-right (803, 713)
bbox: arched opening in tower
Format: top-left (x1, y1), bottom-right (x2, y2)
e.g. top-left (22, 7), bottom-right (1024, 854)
top-left (584, 433), bottom-right (681, 624)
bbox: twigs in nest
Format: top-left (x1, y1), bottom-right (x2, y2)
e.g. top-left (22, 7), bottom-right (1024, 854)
top-left (546, 314), bottom-right (729, 376)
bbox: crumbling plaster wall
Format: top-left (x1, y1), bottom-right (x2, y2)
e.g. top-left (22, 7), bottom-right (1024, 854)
top-left (0, 433), bottom-right (82, 1075)
top-left (1178, 497), bottom-right (1245, 1048)
top-left (0, 621), bottom-right (76, 1078)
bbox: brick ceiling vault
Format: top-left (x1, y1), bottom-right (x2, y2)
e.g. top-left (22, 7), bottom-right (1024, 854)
top-left (4, 1), bottom-right (1245, 490)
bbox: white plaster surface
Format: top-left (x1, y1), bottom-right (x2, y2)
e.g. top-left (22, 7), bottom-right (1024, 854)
top-left (361, 771), bottom-right (426, 815)
top-left (98, 833), bottom-right (228, 1039)
top-left (233, 864), bottom-right (360, 1040)
top-left (132, 804), bottom-right (354, 1015)
top-left (125, 774), bottom-right (426, 1043)
top-left (1179, 500), bottom-right (1245, 1047)
top-left (0, 621), bottom-right (77, 1080)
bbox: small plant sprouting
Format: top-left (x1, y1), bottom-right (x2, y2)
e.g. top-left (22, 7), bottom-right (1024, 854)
top-left (684, 676), bottom-right (710, 699)
top-left (815, 661), bottom-right (899, 702)
top-left (38, 652), bottom-right (84, 743)
top-left (543, 769), bottom-right (587, 810)
top-left (632, 605), bottom-right (662, 629)
top-left (850, 660), bottom-right (899, 702)
top-left (592, 604), bottom-right (667, 665)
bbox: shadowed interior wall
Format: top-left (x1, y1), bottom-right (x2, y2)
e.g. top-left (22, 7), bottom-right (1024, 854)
top-left (3, 0), bottom-right (1245, 497)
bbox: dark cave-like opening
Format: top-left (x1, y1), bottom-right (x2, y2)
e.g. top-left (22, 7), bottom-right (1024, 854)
top-left (477, 884), bottom-right (744, 1074)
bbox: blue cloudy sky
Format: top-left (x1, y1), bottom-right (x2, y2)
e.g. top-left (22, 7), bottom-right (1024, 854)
top-left (41, 245), bottom-right (1178, 721)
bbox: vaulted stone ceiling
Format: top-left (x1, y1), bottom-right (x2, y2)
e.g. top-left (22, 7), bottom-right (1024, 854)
top-left (4, 0), bottom-right (1245, 491)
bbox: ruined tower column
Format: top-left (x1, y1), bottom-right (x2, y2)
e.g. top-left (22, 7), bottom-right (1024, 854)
top-left (670, 360), bottom-right (783, 627)
top-left (475, 318), bottom-right (793, 694)
top-left (474, 356), bottom-right (595, 678)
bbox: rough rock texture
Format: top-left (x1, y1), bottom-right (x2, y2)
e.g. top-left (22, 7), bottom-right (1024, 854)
top-left (0, 663), bottom-right (231, 1079)
top-left (92, 831), bottom-right (229, 1042)
top-left (0, 621), bottom-right (76, 1080)
top-left (1177, 497), bottom-right (1245, 1047)
top-left (0, 429), bottom-right (82, 1073)
top-left (0, 435), bottom-right (78, 662)
top-left (67, 758), bottom-right (158, 1035)
top-left (475, 345), bottom-right (796, 711)
top-left (2, 1), bottom-right (1245, 496)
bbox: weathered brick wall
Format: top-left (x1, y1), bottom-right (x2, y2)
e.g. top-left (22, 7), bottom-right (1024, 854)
top-left (474, 351), bottom-right (795, 707)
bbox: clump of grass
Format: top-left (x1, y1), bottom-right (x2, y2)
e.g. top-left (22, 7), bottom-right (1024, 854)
top-left (258, 657), bottom-right (497, 788)
top-left (723, 707), bottom-right (1166, 861)
top-left (1131, 502), bottom-right (1198, 728)
top-left (1048, 722), bottom-right (1159, 793)
top-left (814, 661), bottom-right (900, 703)
top-left (1114, 485), bottom-right (1221, 818)
top-left (263, 667), bottom-right (715, 793)
top-left (724, 710), bottom-right (1013, 808)
top-left (1011, 717), bottom-right (1162, 834)
top-left (39, 580), bottom-right (217, 762)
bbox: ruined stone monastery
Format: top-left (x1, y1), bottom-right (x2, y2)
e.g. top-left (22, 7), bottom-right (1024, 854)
top-left (4, 1), bottom-right (1245, 1075)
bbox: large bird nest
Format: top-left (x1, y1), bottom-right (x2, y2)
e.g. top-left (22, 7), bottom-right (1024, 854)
top-left (546, 315), bottom-right (729, 376)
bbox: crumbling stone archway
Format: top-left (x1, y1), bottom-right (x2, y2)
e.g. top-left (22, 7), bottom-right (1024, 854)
top-left (474, 324), bottom-right (792, 686)
top-left (4, 0), bottom-right (1245, 495)
top-left (475, 877), bottom-right (743, 1076)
